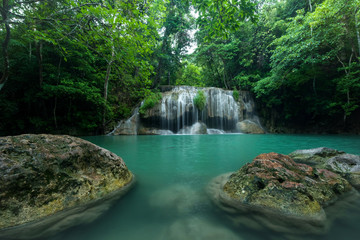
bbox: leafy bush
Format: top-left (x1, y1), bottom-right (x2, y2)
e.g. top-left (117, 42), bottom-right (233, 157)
top-left (194, 90), bottom-right (206, 111)
top-left (139, 92), bottom-right (162, 115)
top-left (233, 88), bottom-right (239, 101)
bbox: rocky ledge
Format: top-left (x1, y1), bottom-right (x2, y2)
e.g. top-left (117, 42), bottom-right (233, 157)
top-left (208, 152), bottom-right (356, 235)
top-left (0, 134), bottom-right (135, 239)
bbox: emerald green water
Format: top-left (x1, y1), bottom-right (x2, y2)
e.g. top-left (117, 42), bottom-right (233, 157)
top-left (49, 134), bottom-right (360, 240)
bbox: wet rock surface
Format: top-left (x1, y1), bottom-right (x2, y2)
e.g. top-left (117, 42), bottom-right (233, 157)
top-left (290, 147), bottom-right (360, 190)
top-left (236, 120), bottom-right (265, 134)
top-left (0, 134), bottom-right (135, 239)
top-left (138, 127), bottom-right (174, 135)
top-left (208, 152), bottom-right (355, 235)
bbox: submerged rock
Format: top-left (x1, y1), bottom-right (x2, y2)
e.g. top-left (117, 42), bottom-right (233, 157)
top-left (290, 147), bottom-right (360, 190)
top-left (208, 152), bottom-right (354, 235)
top-left (149, 184), bottom-right (207, 214)
top-left (0, 134), bottom-right (135, 239)
top-left (161, 217), bottom-right (241, 240)
top-left (236, 120), bottom-right (265, 134)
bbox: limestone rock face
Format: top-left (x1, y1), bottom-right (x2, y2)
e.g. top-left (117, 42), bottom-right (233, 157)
top-left (290, 147), bottom-right (360, 190)
top-left (208, 152), bottom-right (354, 235)
top-left (0, 134), bottom-right (135, 239)
top-left (236, 120), bottom-right (265, 134)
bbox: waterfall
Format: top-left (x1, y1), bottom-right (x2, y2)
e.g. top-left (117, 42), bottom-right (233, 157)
top-left (143, 86), bottom-right (240, 133)
top-left (110, 86), bottom-right (264, 135)
top-left (108, 108), bottom-right (139, 135)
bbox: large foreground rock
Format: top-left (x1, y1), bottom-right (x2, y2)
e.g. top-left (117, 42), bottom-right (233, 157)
top-left (0, 134), bottom-right (135, 239)
top-left (290, 147), bottom-right (360, 190)
top-left (208, 152), bottom-right (355, 235)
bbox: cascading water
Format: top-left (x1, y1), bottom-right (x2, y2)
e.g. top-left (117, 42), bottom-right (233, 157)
top-left (110, 86), bottom-right (263, 135)
top-left (156, 87), bottom-right (239, 132)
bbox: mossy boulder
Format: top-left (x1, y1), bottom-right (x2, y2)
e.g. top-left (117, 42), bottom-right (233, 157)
top-left (208, 152), bottom-right (354, 235)
top-left (290, 147), bottom-right (360, 190)
top-left (236, 120), bottom-right (265, 134)
top-left (0, 134), bottom-right (135, 239)
top-left (190, 122), bottom-right (207, 134)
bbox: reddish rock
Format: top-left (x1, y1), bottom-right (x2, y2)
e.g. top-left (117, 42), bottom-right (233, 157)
top-left (207, 152), bottom-right (354, 236)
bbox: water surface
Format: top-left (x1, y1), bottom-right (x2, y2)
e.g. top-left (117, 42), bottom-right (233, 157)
top-left (48, 134), bottom-right (360, 240)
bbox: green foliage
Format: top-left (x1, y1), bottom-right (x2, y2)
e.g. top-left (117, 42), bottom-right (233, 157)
top-left (0, 0), bottom-right (166, 135)
top-left (193, 90), bottom-right (206, 111)
top-left (175, 62), bottom-right (205, 87)
top-left (232, 88), bottom-right (240, 102)
top-left (139, 92), bottom-right (162, 115)
top-left (152, 0), bottom-right (194, 86)
top-left (193, 0), bottom-right (257, 40)
top-left (1, 0), bottom-right (359, 135)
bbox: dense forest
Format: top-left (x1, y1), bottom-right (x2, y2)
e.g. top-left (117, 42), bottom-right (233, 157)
top-left (0, 0), bottom-right (359, 135)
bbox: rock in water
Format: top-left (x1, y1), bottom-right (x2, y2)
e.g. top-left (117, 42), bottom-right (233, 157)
top-left (236, 120), bottom-right (264, 134)
top-left (208, 153), bottom-right (354, 235)
top-left (0, 134), bottom-right (135, 239)
top-left (190, 122), bottom-right (208, 135)
top-left (290, 147), bottom-right (360, 190)
top-left (161, 217), bottom-right (242, 240)
top-left (289, 147), bottom-right (345, 165)
top-left (149, 184), bottom-right (207, 215)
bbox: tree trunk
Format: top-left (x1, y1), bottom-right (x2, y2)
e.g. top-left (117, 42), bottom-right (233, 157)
top-left (54, 58), bottom-right (62, 129)
top-left (36, 41), bottom-right (43, 87)
top-left (308, 0), bottom-right (317, 96)
top-left (308, 0), bottom-right (313, 12)
top-left (167, 71), bottom-right (170, 85)
top-left (344, 89), bottom-right (350, 123)
top-left (355, 8), bottom-right (360, 57)
top-left (222, 60), bottom-right (228, 89)
top-left (313, 76), bottom-right (317, 96)
top-left (102, 45), bottom-right (115, 130)
top-left (29, 42), bottom-right (32, 62)
top-left (0, 0), bottom-right (10, 90)
top-left (54, 97), bottom-right (58, 129)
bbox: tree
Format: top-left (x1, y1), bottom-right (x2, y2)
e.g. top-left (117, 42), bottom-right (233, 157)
top-left (153, 0), bottom-right (194, 87)
top-left (0, 0), bottom-right (167, 135)
top-left (253, 0), bottom-right (359, 128)
top-left (193, 0), bottom-right (257, 39)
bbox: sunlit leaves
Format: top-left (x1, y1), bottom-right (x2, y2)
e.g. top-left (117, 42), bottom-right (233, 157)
top-left (193, 0), bottom-right (257, 40)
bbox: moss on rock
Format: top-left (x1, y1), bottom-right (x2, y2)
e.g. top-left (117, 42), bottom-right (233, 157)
top-left (0, 134), bottom-right (134, 238)
top-left (208, 152), bottom-right (356, 235)
top-left (222, 153), bottom-right (352, 219)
